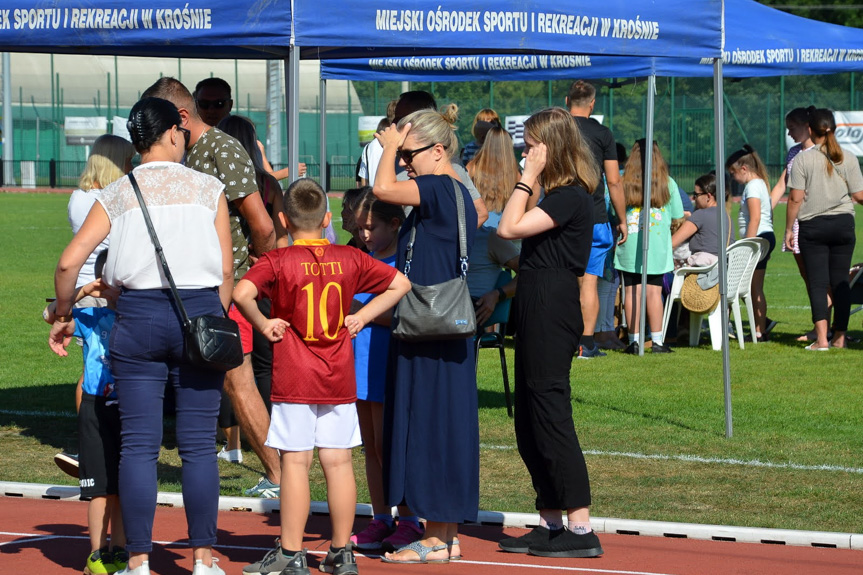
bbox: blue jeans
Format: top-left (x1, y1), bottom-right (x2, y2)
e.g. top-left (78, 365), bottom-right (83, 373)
top-left (110, 288), bottom-right (224, 552)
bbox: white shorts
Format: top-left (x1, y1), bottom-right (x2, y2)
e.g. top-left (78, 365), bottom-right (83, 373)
top-left (266, 402), bottom-right (361, 452)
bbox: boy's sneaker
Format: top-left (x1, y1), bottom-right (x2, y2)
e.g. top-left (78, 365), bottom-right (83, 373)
top-left (380, 521), bottom-right (424, 553)
top-left (350, 518), bottom-right (395, 550)
top-left (84, 549), bottom-right (117, 575)
top-left (54, 452), bottom-right (80, 478)
top-left (192, 558), bottom-right (225, 575)
top-left (497, 526), bottom-right (550, 554)
top-left (243, 541), bottom-right (301, 575)
top-left (217, 446), bottom-right (243, 464)
top-left (577, 344), bottom-right (606, 359)
top-left (528, 527), bottom-right (604, 558)
top-left (111, 547), bottom-right (129, 572)
top-left (244, 476), bottom-right (280, 498)
top-left (318, 543), bottom-right (358, 575)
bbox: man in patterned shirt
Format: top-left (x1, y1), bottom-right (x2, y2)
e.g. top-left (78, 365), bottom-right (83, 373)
top-left (142, 78), bottom-right (281, 497)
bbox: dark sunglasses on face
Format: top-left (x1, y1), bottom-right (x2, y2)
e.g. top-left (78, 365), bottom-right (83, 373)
top-left (398, 143), bottom-right (444, 163)
top-left (196, 98), bottom-right (230, 110)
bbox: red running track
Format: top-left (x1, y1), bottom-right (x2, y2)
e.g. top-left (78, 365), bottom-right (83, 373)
top-left (0, 497), bottom-right (860, 575)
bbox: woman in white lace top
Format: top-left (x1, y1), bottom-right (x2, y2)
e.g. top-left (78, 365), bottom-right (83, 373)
top-left (50, 97), bottom-right (234, 575)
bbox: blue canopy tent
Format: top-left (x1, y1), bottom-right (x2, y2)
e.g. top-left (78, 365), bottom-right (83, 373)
top-left (0, 0), bottom-right (734, 430)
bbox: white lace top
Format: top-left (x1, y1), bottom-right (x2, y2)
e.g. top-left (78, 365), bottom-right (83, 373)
top-left (97, 162), bottom-right (226, 290)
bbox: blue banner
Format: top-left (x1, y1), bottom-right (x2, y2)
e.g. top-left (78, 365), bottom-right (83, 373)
top-left (297, 1), bottom-right (723, 60)
top-left (321, 54), bottom-right (654, 82)
top-left (0, 0), bottom-right (292, 58)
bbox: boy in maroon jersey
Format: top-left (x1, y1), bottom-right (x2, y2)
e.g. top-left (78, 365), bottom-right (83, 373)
top-left (233, 179), bottom-right (410, 575)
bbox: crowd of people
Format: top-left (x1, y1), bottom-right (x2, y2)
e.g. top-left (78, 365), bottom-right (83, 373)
top-left (45, 78), bottom-right (863, 575)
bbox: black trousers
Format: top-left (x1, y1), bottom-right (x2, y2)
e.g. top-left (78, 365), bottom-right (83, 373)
top-left (799, 214), bottom-right (856, 331)
top-left (513, 269), bottom-right (591, 511)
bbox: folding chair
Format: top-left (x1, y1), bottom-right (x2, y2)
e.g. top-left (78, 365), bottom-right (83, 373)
top-left (475, 269), bottom-right (513, 417)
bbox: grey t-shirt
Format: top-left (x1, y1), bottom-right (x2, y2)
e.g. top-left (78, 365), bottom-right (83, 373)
top-left (788, 145), bottom-right (863, 222)
top-left (688, 205), bottom-right (730, 256)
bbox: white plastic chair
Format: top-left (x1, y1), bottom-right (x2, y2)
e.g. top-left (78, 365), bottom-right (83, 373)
top-left (689, 239), bottom-right (764, 350)
top-left (660, 260), bottom-right (718, 345)
top-left (733, 237), bottom-right (769, 344)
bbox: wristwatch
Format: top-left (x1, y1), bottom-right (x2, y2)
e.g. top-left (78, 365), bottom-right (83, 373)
top-left (496, 287), bottom-right (507, 302)
top-left (55, 312), bottom-right (73, 323)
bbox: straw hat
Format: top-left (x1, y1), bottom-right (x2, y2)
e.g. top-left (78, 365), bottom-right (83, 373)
top-left (680, 273), bottom-right (720, 314)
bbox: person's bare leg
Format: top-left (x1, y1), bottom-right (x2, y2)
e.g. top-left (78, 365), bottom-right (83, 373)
top-left (357, 401), bottom-right (386, 513)
top-left (751, 270), bottom-right (767, 336)
top-left (88, 496), bottom-right (110, 554)
top-left (646, 284), bottom-right (665, 335)
top-left (813, 319), bottom-right (830, 349)
top-left (107, 494), bottom-right (125, 549)
top-left (578, 274), bottom-right (600, 340)
top-left (319, 448), bottom-right (356, 548)
top-left (280, 451), bottom-right (313, 551)
top-left (224, 425), bottom-right (241, 452)
top-left (223, 356), bottom-right (280, 484)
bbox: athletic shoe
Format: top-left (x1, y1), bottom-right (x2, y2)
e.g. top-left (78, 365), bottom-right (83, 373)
top-left (318, 543), bottom-right (358, 575)
top-left (350, 518), bottom-right (395, 550)
top-left (623, 342), bottom-right (639, 355)
top-left (528, 528), bottom-right (604, 558)
top-left (114, 561), bottom-right (150, 575)
top-left (244, 476), bottom-right (280, 498)
top-left (54, 452), bottom-right (79, 478)
top-left (111, 547), bottom-right (129, 572)
top-left (380, 521), bottom-right (424, 553)
top-left (192, 558), bottom-right (225, 575)
top-left (497, 526), bottom-right (550, 554)
top-left (651, 343), bottom-right (674, 354)
top-left (576, 344), bottom-right (606, 359)
top-left (84, 549), bottom-right (116, 575)
top-left (243, 541), bottom-right (294, 575)
top-left (217, 446), bottom-right (243, 464)
top-left (763, 318), bottom-right (778, 336)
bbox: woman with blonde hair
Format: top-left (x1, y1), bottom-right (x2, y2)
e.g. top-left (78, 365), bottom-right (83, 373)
top-left (461, 108), bottom-right (501, 164)
top-left (373, 105), bottom-right (479, 564)
top-left (496, 107), bottom-right (603, 559)
top-left (466, 125), bottom-right (521, 323)
top-left (614, 139), bottom-right (684, 354)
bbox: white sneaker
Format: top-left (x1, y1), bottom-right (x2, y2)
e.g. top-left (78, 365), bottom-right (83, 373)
top-left (217, 447), bottom-right (243, 464)
top-left (115, 561), bottom-right (150, 575)
top-left (192, 558), bottom-right (225, 575)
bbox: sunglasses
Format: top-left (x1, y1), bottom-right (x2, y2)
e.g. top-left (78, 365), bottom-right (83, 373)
top-left (398, 143), bottom-right (443, 163)
top-left (176, 126), bottom-right (191, 145)
top-left (196, 98), bottom-right (230, 110)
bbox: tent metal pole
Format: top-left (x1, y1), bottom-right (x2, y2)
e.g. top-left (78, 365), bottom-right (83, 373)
top-left (638, 74), bottom-right (656, 356)
top-left (714, 58), bottom-right (732, 439)
top-left (2, 53), bottom-right (14, 186)
top-left (320, 78), bottom-right (327, 189)
top-left (285, 47), bottom-right (300, 184)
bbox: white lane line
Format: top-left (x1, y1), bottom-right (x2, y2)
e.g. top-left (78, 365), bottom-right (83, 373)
top-left (0, 532), bottom-right (679, 575)
top-left (480, 445), bottom-right (863, 474)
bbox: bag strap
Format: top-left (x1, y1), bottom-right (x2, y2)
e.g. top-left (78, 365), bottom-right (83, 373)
top-left (128, 172), bottom-right (193, 328)
top-left (403, 175), bottom-right (468, 278)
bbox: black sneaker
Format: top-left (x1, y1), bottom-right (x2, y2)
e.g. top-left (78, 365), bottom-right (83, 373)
top-left (318, 543), bottom-right (357, 575)
top-left (498, 526), bottom-right (550, 554)
top-left (528, 528), bottom-right (603, 558)
top-left (623, 341), bottom-right (639, 355)
top-left (651, 343), bottom-right (674, 353)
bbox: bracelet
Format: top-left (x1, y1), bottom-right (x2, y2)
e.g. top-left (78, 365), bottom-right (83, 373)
top-left (514, 182), bottom-right (533, 196)
top-left (496, 287), bottom-right (507, 302)
top-left (55, 313), bottom-right (73, 323)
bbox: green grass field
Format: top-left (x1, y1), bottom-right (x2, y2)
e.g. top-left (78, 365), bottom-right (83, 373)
top-left (1, 192), bottom-right (862, 534)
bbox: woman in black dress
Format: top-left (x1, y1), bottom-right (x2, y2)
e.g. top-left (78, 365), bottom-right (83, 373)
top-left (497, 107), bottom-right (603, 559)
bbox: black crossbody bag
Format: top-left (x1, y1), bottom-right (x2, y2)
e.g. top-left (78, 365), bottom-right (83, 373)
top-left (129, 173), bottom-right (243, 372)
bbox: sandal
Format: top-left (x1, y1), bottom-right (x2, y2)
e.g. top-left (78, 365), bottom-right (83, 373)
top-left (381, 540), bottom-right (449, 564)
top-left (447, 537), bottom-right (462, 561)
top-left (804, 342), bottom-right (830, 351)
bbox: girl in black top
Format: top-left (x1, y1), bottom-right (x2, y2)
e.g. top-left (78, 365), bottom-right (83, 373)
top-left (497, 107), bottom-right (603, 559)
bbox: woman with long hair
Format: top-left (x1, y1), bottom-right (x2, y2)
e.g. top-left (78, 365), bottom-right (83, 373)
top-left (787, 107), bottom-right (863, 350)
top-left (614, 139), bottom-right (685, 354)
top-left (51, 97), bottom-right (234, 575)
top-left (461, 108), bottom-right (501, 164)
top-left (373, 105), bottom-right (479, 564)
top-left (466, 126), bottom-right (521, 323)
top-left (496, 107), bottom-right (603, 559)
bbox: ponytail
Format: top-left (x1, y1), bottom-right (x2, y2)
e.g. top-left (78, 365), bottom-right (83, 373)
top-left (809, 108), bottom-right (843, 174)
top-left (726, 144), bottom-right (770, 187)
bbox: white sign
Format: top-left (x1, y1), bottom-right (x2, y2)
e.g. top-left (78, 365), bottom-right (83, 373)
top-left (65, 117), bottom-right (107, 146)
top-left (112, 116), bottom-right (132, 142)
top-left (358, 116), bottom-right (385, 146)
top-left (505, 115), bottom-right (530, 147)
